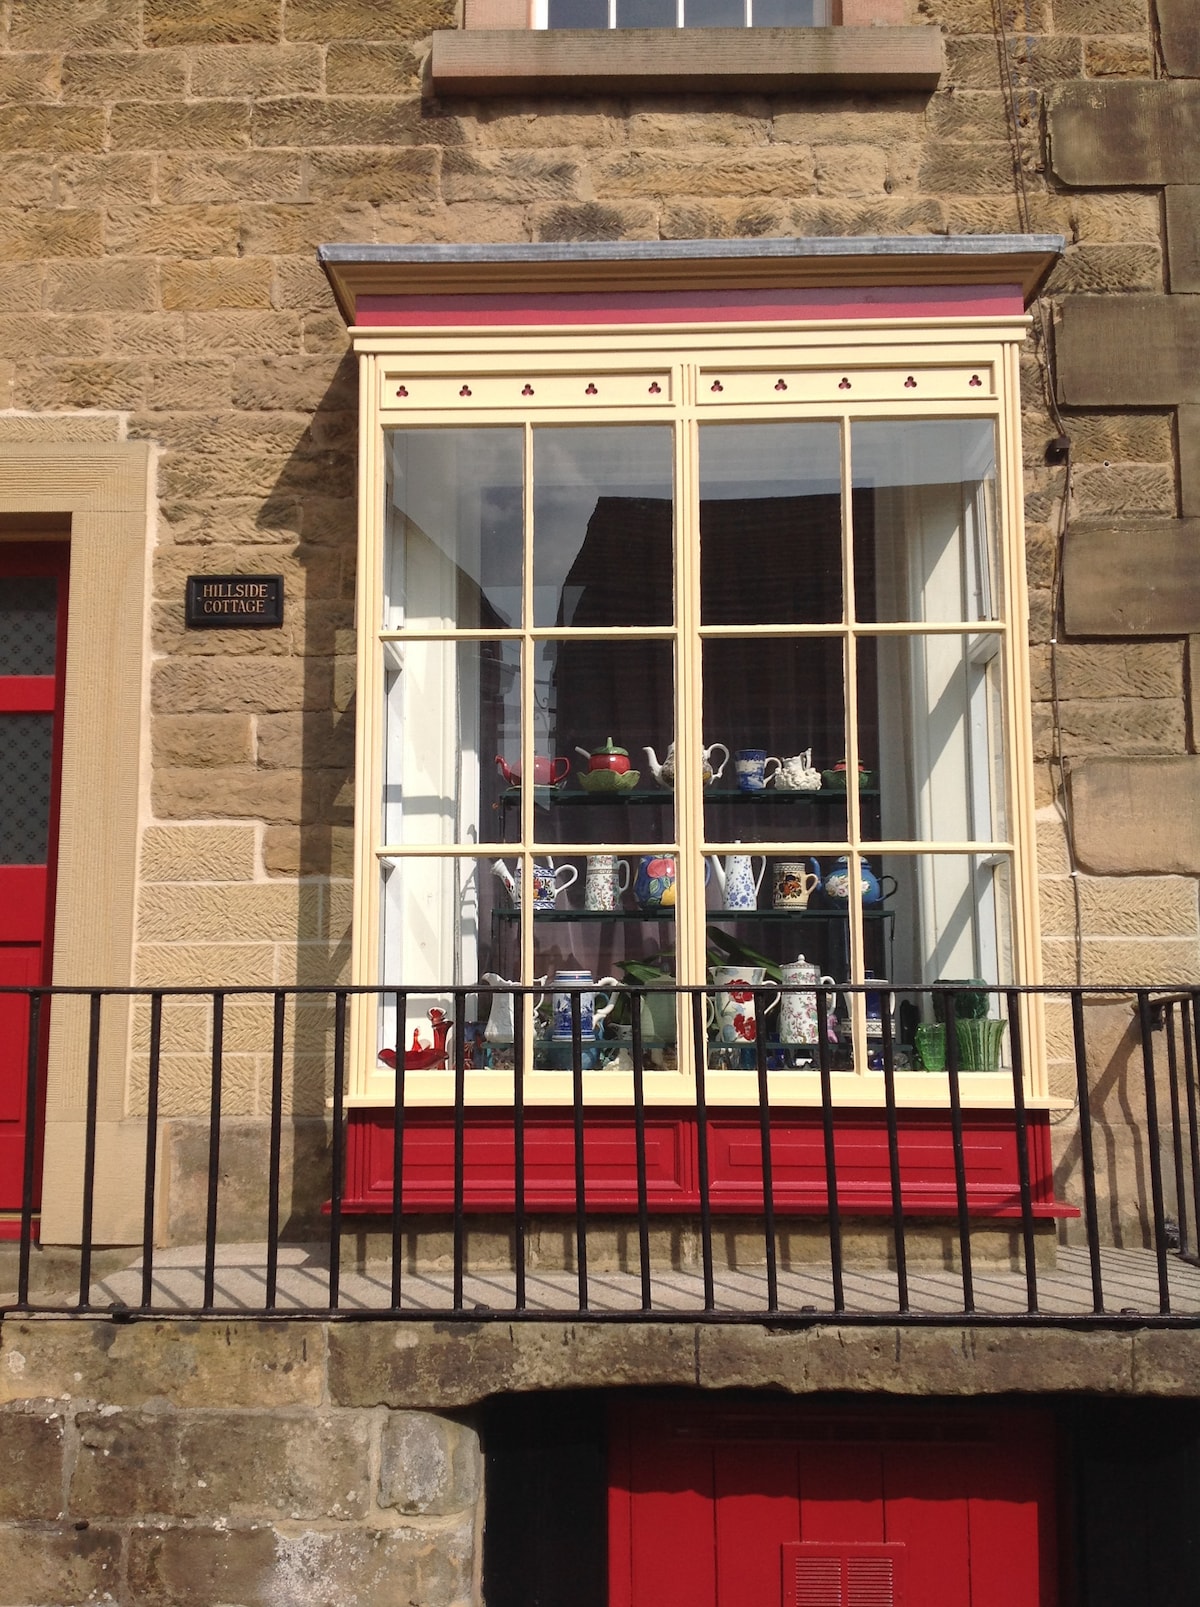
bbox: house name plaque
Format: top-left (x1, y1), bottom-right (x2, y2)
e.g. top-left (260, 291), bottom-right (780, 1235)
top-left (186, 575), bottom-right (284, 628)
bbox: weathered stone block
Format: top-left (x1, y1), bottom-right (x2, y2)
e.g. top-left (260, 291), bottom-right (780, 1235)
top-left (0, 105), bottom-right (105, 153)
top-left (813, 142), bottom-right (889, 196)
top-left (152, 767), bottom-right (318, 826)
top-left (140, 824), bottom-right (258, 883)
top-left (252, 97), bottom-right (446, 149)
top-left (257, 712), bottom-right (355, 771)
top-left (134, 942), bottom-right (277, 986)
top-left (144, 0), bottom-right (279, 45)
top-left (379, 1412), bottom-right (481, 1516)
top-left (948, 34), bottom-right (1081, 90)
top-left (305, 148), bottom-right (441, 204)
top-left (1046, 244), bottom-right (1162, 295)
top-left (152, 714), bottom-right (255, 769)
top-left (1062, 518), bottom-right (1200, 635)
top-left (11, 0), bottom-right (139, 49)
top-left (1058, 297), bottom-right (1200, 407)
top-left (56, 152), bottom-right (155, 206)
top-left (1029, 642), bottom-right (1183, 702)
top-left (263, 824), bottom-right (354, 877)
top-left (62, 48), bottom-right (188, 99)
top-left (0, 1524), bottom-right (122, 1604)
top-left (110, 101), bottom-right (252, 152)
top-left (1070, 756), bottom-right (1200, 874)
top-left (1039, 874), bottom-right (1198, 938)
top-left (73, 1410), bottom-right (371, 1520)
top-left (190, 43), bottom-right (324, 95)
top-left (161, 259), bottom-right (273, 311)
top-left (1165, 186), bottom-right (1200, 295)
top-left (1071, 463), bottom-right (1176, 518)
top-left (285, 0), bottom-right (456, 37)
top-left (1084, 38), bottom-right (1155, 78)
top-left (1064, 409), bottom-right (1174, 464)
top-left (105, 204), bottom-right (241, 260)
top-left (0, 1409), bottom-right (65, 1518)
top-left (15, 360), bottom-right (146, 411)
top-left (1180, 406), bottom-right (1200, 521)
top-left (159, 152), bottom-right (306, 205)
top-left (1157, 0), bottom-right (1200, 79)
top-left (127, 1521), bottom-right (474, 1607)
top-left (0, 153), bottom-right (54, 206)
top-left (591, 146), bottom-right (813, 200)
top-left (138, 880), bottom-right (321, 943)
top-left (1050, 81), bottom-right (1200, 185)
top-left (184, 311), bottom-right (302, 354)
top-left (1070, 191), bottom-right (1163, 245)
top-left (325, 40), bottom-right (424, 93)
top-left (1033, 696), bottom-right (1185, 758)
top-left (0, 55), bottom-right (60, 104)
top-left (1051, 0), bottom-right (1147, 30)
top-left (45, 260), bottom-right (156, 313)
top-left (145, 360), bottom-right (234, 410)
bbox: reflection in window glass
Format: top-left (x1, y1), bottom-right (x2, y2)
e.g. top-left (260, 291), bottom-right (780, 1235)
top-left (859, 633), bottom-right (1007, 846)
top-left (0, 578), bottom-right (57, 676)
top-left (547, 0), bottom-right (609, 24)
top-left (385, 429), bottom-right (523, 631)
top-left (700, 422), bottom-right (843, 624)
top-left (533, 427), bottom-right (674, 629)
top-left (883, 850), bottom-right (1014, 1008)
top-left (383, 641), bottom-right (521, 847)
top-left (616, 0), bottom-right (675, 21)
top-left (684, 0), bottom-right (743, 22)
top-left (852, 419), bottom-right (999, 624)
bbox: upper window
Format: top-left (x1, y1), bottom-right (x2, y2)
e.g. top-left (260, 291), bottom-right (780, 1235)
top-left (538, 0), bottom-right (829, 26)
top-left (347, 319), bottom-right (1038, 1110)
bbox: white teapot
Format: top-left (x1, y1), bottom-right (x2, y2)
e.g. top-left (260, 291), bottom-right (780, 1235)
top-left (644, 741), bottom-right (730, 790)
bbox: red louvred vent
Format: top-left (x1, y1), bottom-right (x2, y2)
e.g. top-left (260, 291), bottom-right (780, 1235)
top-left (783, 1543), bottom-right (905, 1607)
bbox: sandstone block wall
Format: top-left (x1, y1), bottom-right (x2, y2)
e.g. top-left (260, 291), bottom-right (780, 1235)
top-left (0, 1320), bottom-right (482, 1607)
top-left (0, 0), bottom-right (1198, 1126)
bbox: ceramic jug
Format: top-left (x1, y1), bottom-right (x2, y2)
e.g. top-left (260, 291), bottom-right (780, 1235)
top-left (709, 851), bottom-right (766, 911)
top-left (584, 853), bottom-right (630, 912)
top-left (492, 857), bottom-right (578, 910)
top-left (772, 859), bottom-right (822, 910)
top-left (707, 965), bottom-right (780, 1045)
top-left (481, 972), bottom-right (547, 1044)
top-left (633, 855), bottom-right (676, 910)
top-left (779, 956), bottom-right (838, 1046)
top-left (772, 748), bottom-right (822, 791)
top-left (550, 969), bottom-right (620, 1042)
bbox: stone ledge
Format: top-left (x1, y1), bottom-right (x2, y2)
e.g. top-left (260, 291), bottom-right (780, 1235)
top-left (429, 25), bottom-right (943, 96)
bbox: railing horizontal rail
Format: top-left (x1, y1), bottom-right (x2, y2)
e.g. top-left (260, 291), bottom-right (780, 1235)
top-left (1, 981), bottom-right (1198, 1328)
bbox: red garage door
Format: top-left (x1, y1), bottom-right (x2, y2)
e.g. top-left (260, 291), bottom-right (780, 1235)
top-left (609, 1398), bottom-right (1058, 1607)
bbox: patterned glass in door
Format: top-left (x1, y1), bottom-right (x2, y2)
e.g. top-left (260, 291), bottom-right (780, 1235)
top-left (0, 543), bottom-right (68, 1219)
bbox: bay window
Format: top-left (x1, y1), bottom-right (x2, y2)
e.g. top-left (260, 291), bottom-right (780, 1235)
top-left (346, 307), bottom-right (1042, 1111)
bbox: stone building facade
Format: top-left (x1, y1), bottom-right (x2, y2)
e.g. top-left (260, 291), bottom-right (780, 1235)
top-left (3, 0), bottom-right (1200, 1602)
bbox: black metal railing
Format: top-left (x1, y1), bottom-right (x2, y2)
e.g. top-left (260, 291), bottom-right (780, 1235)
top-left (3, 982), bottom-right (1200, 1325)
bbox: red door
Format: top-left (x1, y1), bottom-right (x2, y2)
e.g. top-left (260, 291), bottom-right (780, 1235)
top-left (609, 1399), bottom-right (1058, 1607)
top-left (0, 542), bottom-right (68, 1224)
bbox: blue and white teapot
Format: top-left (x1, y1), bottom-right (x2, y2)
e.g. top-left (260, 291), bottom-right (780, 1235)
top-left (821, 855), bottom-right (898, 907)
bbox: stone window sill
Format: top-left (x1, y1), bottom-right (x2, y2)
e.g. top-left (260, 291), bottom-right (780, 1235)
top-left (428, 25), bottom-right (943, 97)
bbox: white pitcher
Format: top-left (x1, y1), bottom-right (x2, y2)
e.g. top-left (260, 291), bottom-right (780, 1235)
top-left (707, 965), bottom-right (780, 1045)
top-left (481, 972), bottom-right (546, 1043)
top-left (709, 851), bottom-right (766, 911)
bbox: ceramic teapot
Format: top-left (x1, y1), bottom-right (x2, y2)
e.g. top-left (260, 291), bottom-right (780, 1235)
top-left (644, 741), bottom-right (730, 790)
top-left (821, 855), bottom-right (898, 907)
top-left (495, 754), bottom-right (570, 787)
top-left (779, 956), bottom-right (838, 1046)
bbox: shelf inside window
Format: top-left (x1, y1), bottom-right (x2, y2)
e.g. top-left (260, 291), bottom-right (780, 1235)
top-left (500, 787), bottom-right (878, 806)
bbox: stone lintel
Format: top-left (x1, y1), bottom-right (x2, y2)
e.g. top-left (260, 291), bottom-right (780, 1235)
top-left (1069, 756), bottom-right (1200, 875)
top-left (1063, 518), bottom-right (1200, 636)
top-left (428, 25), bottom-right (944, 97)
top-left (1166, 187), bottom-right (1200, 294)
top-left (1158, 0), bottom-right (1200, 81)
top-left (1056, 297), bottom-right (1200, 408)
top-left (1049, 81), bottom-right (1200, 187)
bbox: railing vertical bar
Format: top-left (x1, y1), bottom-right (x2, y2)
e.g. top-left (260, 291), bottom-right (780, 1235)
top-left (1184, 995), bottom-right (1200, 1262)
top-left (199, 991), bottom-right (224, 1312)
top-left (879, 990), bottom-right (908, 1314)
top-left (453, 992), bottom-right (467, 1314)
top-left (1071, 989), bottom-right (1105, 1313)
top-left (78, 992), bottom-right (104, 1310)
top-left (815, 987), bottom-right (844, 1313)
top-left (1164, 1003), bottom-right (1189, 1258)
top-left (571, 991), bottom-right (589, 1312)
top-left (264, 989), bottom-right (285, 1313)
top-left (327, 989), bottom-right (347, 1312)
top-left (753, 989), bottom-right (778, 1315)
top-left (139, 991), bottom-right (164, 1312)
top-left (630, 987), bottom-right (652, 1313)
top-left (693, 989), bottom-right (715, 1313)
top-left (16, 991), bottom-right (43, 1310)
top-left (943, 992), bottom-right (975, 1315)
top-left (513, 986), bottom-right (527, 1313)
top-left (1136, 990), bottom-right (1172, 1315)
top-left (390, 990), bottom-right (407, 1311)
top-left (1006, 988), bottom-right (1039, 1314)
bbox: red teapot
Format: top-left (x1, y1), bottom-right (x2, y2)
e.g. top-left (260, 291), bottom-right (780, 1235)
top-left (496, 754), bottom-right (570, 787)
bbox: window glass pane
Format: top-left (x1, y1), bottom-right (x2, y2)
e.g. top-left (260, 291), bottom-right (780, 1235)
top-left (684, 0), bottom-right (744, 22)
top-left (533, 854), bottom-right (679, 1069)
top-left (616, 0), bottom-right (675, 21)
top-left (702, 636), bottom-right (847, 845)
top-left (533, 426), bottom-right (673, 628)
top-left (0, 577), bottom-right (57, 675)
top-left (700, 422), bottom-right (843, 625)
top-left (531, 638), bottom-right (675, 845)
top-left (852, 419), bottom-right (1000, 624)
top-left (0, 713), bottom-right (52, 864)
top-left (384, 640), bottom-right (521, 846)
top-left (385, 429), bottom-right (523, 631)
top-left (750, 0), bottom-right (820, 21)
top-left (857, 633), bottom-right (1007, 845)
top-left (377, 854), bottom-right (524, 1070)
top-left (547, 0), bottom-right (610, 24)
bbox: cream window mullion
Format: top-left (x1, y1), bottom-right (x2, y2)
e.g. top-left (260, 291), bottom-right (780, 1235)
top-left (839, 414), bottom-right (868, 1074)
top-left (675, 364), bottom-right (706, 1076)
top-left (519, 422), bottom-right (536, 1034)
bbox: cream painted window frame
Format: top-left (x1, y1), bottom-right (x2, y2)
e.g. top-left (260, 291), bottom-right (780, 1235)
top-left (348, 317), bottom-right (1043, 1111)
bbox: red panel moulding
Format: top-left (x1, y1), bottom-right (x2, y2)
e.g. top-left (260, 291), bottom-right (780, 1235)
top-left (340, 1109), bottom-right (1076, 1218)
top-left (357, 284), bottom-right (1026, 327)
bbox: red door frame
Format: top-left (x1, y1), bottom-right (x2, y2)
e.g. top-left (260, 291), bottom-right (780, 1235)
top-left (0, 540), bottom-right (70, 1231)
